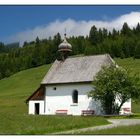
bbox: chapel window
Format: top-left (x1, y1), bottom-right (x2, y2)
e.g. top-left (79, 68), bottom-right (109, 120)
top-left (72, 90), bottom-right (78, 103)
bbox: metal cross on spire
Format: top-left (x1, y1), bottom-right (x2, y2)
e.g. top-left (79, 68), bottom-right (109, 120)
top-left (64, 28), bottom-right (67, 38)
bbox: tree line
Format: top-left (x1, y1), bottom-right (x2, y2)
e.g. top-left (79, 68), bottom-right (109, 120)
top-left (0, 22), bottom-right (140, 79)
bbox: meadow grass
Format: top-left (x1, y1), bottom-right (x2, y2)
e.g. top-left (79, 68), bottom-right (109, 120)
top-left (115, 58), bottom-right (140, 113)
top-left (0, 58), bottom-right (140, 134)
top-left (0, 63), bottom-right (108, 134)
top-left (0, 114), bottom-right (108, 134)
top-left (114, 57), bottom-right (140, 84)
top-left (103, 113), bottom-right (140, 119)
top-left (75, 124), bottom-right (140, 135)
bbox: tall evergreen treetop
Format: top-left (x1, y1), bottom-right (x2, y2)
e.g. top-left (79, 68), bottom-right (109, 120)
top-left (121, 22), bottom-right (132, 36)
top-left (89, 25), bottom-right (98, 45)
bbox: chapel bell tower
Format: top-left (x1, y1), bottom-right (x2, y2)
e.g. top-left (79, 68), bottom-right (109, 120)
top-left (58, 33), bottom-right (72, 61)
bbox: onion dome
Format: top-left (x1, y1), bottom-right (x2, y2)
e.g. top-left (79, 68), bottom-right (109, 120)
top-left (58, 33), bottom-right (72, 52)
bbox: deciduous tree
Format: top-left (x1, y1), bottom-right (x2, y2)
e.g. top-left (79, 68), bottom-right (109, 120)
top-left (88, 65), bottom-right (140, 115)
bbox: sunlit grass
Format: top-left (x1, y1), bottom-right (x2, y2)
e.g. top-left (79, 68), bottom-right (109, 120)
top-left (0, 58), bottom-right (140, 134)
top-left (75, 124), bottom-right (140, 135)
top-left (0, 63), bottom-right (108, 134)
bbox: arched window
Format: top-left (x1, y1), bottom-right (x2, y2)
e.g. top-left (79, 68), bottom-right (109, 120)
top-left (72, 90), bottom-right (78, 103)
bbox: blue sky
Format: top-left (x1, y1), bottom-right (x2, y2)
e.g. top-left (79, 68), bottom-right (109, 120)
top-left (0, 5), bottom-right (140, 45)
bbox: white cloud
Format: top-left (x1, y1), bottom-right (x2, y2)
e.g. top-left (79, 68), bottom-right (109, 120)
top-left (6, 11), bottom-right (140, 46)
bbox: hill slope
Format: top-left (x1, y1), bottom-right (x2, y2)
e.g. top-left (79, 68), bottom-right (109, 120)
top-left (0, 58), bottom-right (140, 134)
top-left (1, 58), bottom-right (140, 99)
top-left (115, 58), bottom-right (140, 76)
top-left (0, 58), bottom-right (140, 113)
top-left (0, 63), bottom-right (109, 134)
top-left (115, 58), bottom-right (140, 113)
top-left (0, 64), bottom-right (51, 115)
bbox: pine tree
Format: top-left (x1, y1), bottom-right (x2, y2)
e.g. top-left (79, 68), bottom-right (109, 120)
top-left (89, 25), bottom-right (99, 45)
top-left (134, 41), bottom-right (140, 58)
top-left (121, 22), bottom-right (132, 36)
top-left (135, 23), bottom-right (140, 35)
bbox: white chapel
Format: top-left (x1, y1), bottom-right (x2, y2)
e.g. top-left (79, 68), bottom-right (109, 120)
top-left (26, 34), bottom-right (131, 115)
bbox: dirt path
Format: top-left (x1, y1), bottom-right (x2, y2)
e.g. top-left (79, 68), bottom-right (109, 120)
top-left (52, 119), bottom-right (140, 134)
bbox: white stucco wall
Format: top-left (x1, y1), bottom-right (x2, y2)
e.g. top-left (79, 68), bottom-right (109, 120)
top-left (122, 99), bottom-right (131, 109)
top-left (28, 84), bottom-right (132, 116)
top-left (119, 99), bottom-right (131, 114)
top-left (28, 100), bottom-right (44, 115)
top-left (44, 83), bottom-right (102, 115)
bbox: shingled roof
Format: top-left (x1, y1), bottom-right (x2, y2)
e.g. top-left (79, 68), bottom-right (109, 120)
top-left (41, 54), bottom-right (115, 85)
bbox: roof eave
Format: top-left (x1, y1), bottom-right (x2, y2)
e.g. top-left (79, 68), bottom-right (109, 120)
top-left (41, 81), bottom-right (92, 86)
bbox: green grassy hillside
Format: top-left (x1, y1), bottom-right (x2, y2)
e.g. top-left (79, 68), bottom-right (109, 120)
top-left (0, 57), bottom-right (140, 134)
top-left (115, 58), bottom-right (140, 113)
top-left (0, 63), bottom-right (108, 134)
top-left (0, 64), bottom-right (51, 114)
top-left (115, 58), bottom-right (140, 77)
top-left (75, 124), bottom-right (140, 135)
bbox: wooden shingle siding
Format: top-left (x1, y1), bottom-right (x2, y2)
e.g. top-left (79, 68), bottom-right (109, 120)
top-left (26, 86), bottom-right (45, 103)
